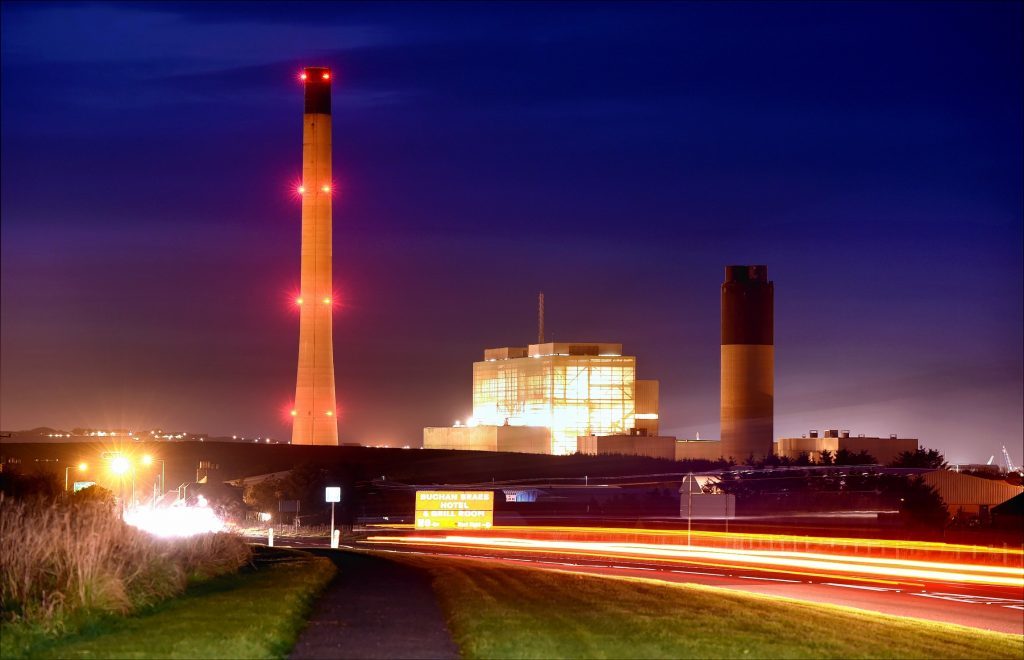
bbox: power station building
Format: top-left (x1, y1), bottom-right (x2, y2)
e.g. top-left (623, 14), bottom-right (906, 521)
top-left (721, 265), bottom-right (774, 461)
top-left (424, 342), bottom-right (659, 455)
top-left (775, 429), bottom-right (918, 465)
top-left (291, 67), bottom-right (339, 445)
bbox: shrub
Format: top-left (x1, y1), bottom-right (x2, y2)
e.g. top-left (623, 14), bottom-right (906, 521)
top-left (0, 496), bottom-right (251, 632)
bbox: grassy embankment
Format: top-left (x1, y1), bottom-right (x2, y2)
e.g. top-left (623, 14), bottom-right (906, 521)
top-left (399, 555), bottom-right (1023, 659)
top-left (1, 498), bottom-right (335, 658)
top-left (3, 548), bottom-right (336, 659)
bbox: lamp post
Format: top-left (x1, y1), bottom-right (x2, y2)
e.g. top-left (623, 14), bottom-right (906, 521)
top-left (109, 454), bottom-right (132, 518)
top-left (141, 455), bottom-right (166, 504)
top-left (64, 462), bottom-right (87, 491)
top-left (685, 472), bottom-right (694, 547)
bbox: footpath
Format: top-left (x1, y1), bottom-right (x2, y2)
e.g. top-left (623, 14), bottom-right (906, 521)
top-left (290, 551), bottom-right (460, 659)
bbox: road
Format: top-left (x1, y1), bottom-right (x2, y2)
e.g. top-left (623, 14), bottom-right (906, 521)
top-left (275, 527), bottom-right (1024, 635)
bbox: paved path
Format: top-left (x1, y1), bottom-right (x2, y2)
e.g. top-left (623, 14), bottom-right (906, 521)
top-left (290, 550), bottom-right (459, 660)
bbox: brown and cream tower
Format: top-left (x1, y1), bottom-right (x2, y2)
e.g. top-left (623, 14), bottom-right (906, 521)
top-left (720, 265), bottom-right (774, 461)
top-left (292, 66), bottom-right (338, 445)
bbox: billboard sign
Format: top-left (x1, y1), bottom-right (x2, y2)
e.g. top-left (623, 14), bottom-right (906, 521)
top-left (325, 486), bottom-right (341, 503)
top-left (73, 481), bottom-right (96, 493)
top-left (415, 490), bottom-right (494, 530)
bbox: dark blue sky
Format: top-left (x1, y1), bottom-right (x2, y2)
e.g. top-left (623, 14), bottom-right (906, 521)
top-left (2, 1), bottom-right (1021, 461)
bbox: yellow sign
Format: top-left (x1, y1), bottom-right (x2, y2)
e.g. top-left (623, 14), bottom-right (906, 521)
top-left (415, 490), bottom-right (494, 530)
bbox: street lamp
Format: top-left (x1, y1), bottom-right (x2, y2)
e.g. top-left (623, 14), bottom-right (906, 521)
top-left (108, 454), bottom-right (134, 516)
top-left (64, 462), bottom-right (87, 491)
top-left (141, 454), bottom-right (166, 504)
top-left (110, 456), bottom-right (130, 475)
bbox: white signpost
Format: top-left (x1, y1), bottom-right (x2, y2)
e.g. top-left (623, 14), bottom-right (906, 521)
top-left (325, 487), bottom-right (341, 548)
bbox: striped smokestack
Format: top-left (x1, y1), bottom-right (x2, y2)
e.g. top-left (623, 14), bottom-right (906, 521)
top-left (720, 265), bottom-right (773, 461)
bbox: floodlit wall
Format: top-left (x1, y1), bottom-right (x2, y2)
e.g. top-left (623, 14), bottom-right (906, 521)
top-left (775, 436), bottom-right (834, 462)
top-left (577, 434), bottom-right (676, 461)
top-left (423, 425), bottom-right (550, 454)
top-left (775, 436), bottom-right (918, 464)
top-left (635, 380), bottom-right (660, 436)
top-left (840, 437), bottom-right (917, 465)
top-left (473, 352), bottom-right (636, 455)
top-left (675, 440), bottom-right (723, 461)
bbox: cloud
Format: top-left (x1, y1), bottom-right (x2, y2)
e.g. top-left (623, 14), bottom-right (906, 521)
top-left (1, 3), bottom-right (396, 71)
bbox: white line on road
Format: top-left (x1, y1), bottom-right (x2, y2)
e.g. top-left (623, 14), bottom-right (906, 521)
top-left (738, 576), bottom-right (801, 583)
top-left (822, 583), bottom-right (892, 592)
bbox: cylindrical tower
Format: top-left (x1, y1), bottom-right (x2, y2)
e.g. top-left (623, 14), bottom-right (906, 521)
top-left (720, 265), bottom-right (773, 461)
top-left (292, 66), bottom-right (338, 445)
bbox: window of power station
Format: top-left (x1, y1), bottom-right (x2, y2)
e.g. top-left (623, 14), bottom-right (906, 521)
top-left (473, 355), bottom-right (636, 455)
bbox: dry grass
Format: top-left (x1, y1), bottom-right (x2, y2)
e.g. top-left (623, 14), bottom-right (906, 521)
top-left (0, 496), bottom-right (251, 632)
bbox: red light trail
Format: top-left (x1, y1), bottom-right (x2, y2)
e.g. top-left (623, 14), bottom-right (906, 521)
top-left (363, 529), bottom-right (1024, 588)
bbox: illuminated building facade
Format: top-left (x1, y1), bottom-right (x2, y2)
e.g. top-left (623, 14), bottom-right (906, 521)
top-left (292, 66), bottom-right (338, 445)
top-left (470, 342), bottom-right (658, 455)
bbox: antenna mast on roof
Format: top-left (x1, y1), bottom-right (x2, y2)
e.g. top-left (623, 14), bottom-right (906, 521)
top-left (538, 292), bottom-right (545, 344)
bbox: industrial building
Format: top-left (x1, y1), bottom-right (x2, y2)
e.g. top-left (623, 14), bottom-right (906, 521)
top-left (292, 66), bottom-right (339, 445)
top-left (425, 342), bottom-right (659, 455)
top-left (775, 429), bottom-right (918, 465)
top-left (721, 265), bottom-right (774, 461)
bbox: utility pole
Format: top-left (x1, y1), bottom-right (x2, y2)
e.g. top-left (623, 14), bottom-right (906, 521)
top-left (686, 472), bottom-right (694, 547)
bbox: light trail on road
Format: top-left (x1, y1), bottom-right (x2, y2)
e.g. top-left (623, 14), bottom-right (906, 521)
top-left (365, 534), bottom-right (1024, 587)
top-left (366, 523), bottom-right (1024, 563)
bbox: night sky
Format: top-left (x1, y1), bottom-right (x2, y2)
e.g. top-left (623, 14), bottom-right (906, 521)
top-left (1, 2), bottom-right (1020, 462)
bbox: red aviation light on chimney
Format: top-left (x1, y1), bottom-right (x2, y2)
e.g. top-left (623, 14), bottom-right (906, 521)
top-left (321, 184), bottom-right (331, 193)
top-left (297, 185), bottom-right (306, 195)
top-left (299, 72), bottom-right (308, 81)
top-left (322, 71), bottom-right (330, 81)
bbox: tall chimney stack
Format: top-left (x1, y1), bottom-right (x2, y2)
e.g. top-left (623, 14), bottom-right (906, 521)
top-left (538, 292), bottom-right (545, 344)
top-left (720, 265), bottom-right (773, 461)
top-left (292, 66), bottom-right (338, 445)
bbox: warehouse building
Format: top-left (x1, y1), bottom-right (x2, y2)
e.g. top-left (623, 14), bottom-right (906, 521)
top-left (921, 470), bottom-right (1024, 518)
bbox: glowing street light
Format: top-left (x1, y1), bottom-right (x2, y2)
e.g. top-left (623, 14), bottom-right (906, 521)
top-left (110, 455), bottom-right (131, 475)
top-left (140, 454), bottom-right (167, 503)
top-left (64, 462), bottom-right (87, 491)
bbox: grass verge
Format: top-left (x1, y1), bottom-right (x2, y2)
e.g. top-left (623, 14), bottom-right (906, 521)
top-left (394, 554), bottom-right (1023, 659)
top-left (1, 548), bottom-right (336, 659)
